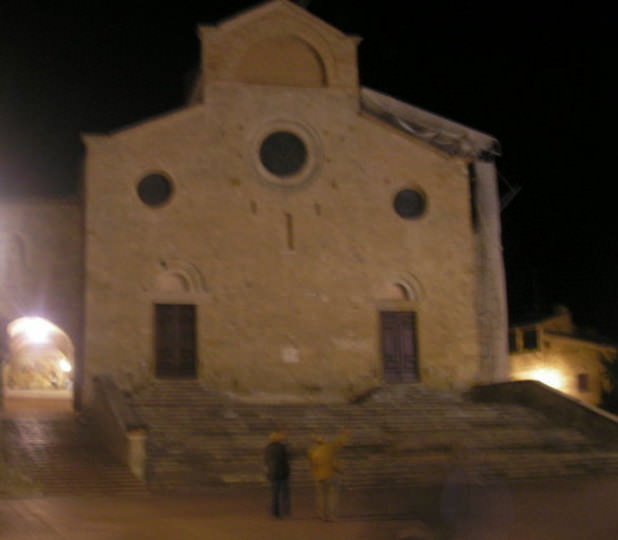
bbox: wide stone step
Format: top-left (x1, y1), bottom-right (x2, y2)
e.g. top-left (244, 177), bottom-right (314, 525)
top-left (1, 415), bottom-right (147, 496)
top-left (131, 382), bottom-right (618, 491)
top-left (146, 459), bottom-right (613, 489)
top-left (145, 448), bottom-right (618, 492)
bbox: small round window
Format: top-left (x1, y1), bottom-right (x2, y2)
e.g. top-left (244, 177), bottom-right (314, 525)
top-left (137, 173), bottom-right (173, 207)
top-left (259, 131), bottom-right (307, 177)
top-left (393, 189), bottom-right (426, 219)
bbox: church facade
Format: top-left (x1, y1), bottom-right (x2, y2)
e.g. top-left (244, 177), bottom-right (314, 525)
top-left (2, 0), bottom-right (508, 407)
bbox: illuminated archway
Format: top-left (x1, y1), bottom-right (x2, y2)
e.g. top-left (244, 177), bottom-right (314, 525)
top-left (3, 317), bottom-right (74, 397)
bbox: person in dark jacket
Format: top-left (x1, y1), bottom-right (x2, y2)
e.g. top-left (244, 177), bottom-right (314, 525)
top-left (264, 430), bottom-right (291, 518)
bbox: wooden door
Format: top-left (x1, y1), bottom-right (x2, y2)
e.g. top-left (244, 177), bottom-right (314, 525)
top-left (380, 311), bottom-right (418, 383)
top-left (155, 304), bottom-right (197, 378)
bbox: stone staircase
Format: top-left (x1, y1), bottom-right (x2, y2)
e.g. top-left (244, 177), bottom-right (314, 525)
top-left (130, 381), bottom-right (618, 493)
top-left (1, 409), bottom-right (148, 496)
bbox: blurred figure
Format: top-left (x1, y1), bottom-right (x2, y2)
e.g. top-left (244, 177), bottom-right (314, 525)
top-left (264, 430), bottom-right (291, 518)
top-left (440, 442), bottom-right (513, 539)
top-left (307, 430), bottom-right (349, 521)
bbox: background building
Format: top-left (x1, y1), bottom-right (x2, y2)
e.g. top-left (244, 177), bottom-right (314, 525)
top-left (509, 305), bottom-right (616, 406)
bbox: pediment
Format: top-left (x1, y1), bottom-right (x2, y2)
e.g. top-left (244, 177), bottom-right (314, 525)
top-left (197, 0), bottom-right (360, 92)
top-left (216, 0), bottom-right (347, 37)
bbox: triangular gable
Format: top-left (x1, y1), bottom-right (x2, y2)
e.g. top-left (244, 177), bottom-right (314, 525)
top-left (194, 0), bottom-right (360, 96)
top-left (215, 0), bottom-right (349, 39)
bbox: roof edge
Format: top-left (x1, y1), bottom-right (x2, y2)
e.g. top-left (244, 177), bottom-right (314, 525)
top-left (360, 87), bottom-right (500, 160)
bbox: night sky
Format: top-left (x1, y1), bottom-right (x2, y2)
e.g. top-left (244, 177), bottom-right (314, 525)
top-left (1, 1), bottom-right (615, 341)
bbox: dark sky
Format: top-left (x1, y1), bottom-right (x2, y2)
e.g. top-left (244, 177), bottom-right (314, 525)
top-left (1, 1), bottom-right (616, 340)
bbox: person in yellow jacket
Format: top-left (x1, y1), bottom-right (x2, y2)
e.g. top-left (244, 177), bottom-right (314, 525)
top-left (307, 430), bottom-right (350, 521)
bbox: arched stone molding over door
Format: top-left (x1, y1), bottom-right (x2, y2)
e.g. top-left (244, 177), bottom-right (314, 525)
top-left (375, 275), bottom-right (424, 384)
top-left (154, 259), bottom-right (207, 296)
top-left (375, 274), bottom-right (425, 304)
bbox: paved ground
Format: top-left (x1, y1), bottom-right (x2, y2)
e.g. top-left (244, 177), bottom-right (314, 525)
top-left (2, 476), bottom-right (618, 539)
top-left (2, 489), bottom-right (428, 540)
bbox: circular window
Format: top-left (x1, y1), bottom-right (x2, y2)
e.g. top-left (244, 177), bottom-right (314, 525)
top-left (393, 189), bottom-right (426, 219)
top-left (137, 173), bottom-right (173, 207)
top-left (259, 131), bottom-right (307, 177)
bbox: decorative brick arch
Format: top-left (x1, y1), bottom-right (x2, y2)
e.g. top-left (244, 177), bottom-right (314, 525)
top-left (376, 274), bottom-right (425, 303)
top-left (154, 259), bottom-right (207, 294)
top-left (235, 35), bottom-right (327, 87)
top-left (220, 21), bottom-right (340, 89)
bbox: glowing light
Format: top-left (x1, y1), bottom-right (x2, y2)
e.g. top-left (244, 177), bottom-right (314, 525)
top-left (527, 367), bottom-right (565, 390)
top-left (10, 317), bottom-right (55, 344)
top-left (58, 358), bottom-right (72, 373)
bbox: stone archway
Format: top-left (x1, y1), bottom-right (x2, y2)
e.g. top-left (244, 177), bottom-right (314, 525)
top-left (3, 317), bottom-right (74, 400)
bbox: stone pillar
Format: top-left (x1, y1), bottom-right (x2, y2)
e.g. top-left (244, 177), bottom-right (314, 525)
top-left (127, 428), bottom-right (148, 481)
top-left (473, 159), bottom-right (509, 382)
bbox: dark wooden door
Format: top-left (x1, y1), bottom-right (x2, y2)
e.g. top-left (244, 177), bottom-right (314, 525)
top-left (155, 304), bottom-right (197, 378)
top-left (380, 311), bottom-right (418, 383)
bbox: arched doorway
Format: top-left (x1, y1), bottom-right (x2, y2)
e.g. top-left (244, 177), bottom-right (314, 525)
top-left (376, 278), bottom-right (422, 384)
top-left (2, 317), bottom-right (74, 407)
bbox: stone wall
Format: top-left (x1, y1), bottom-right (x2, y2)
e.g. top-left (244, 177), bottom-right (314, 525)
top-left (83, 87), bottom-right (481, 399)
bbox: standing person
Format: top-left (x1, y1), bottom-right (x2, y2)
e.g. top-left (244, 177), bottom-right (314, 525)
top-left (440, 442), bottom-right (513, 539)
top-left (264, 430), bottom-right (291, 519)
top-left (307, 430), bottom-right (349, 521)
